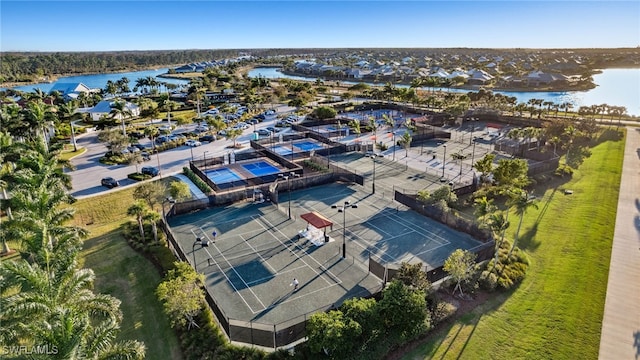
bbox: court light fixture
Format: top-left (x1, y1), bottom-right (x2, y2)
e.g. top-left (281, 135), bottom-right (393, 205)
top-left (331, 201), bottom-right (358, 258)
top-left (192, 236), bottom-right (210, 272)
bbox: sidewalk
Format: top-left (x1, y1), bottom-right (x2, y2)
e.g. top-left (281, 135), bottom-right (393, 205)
top-left (598, 127), bottom-right (640, 359)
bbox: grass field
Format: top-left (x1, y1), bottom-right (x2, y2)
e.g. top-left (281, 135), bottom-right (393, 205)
top-left (73, 186), bottom-right (183, 360)
top-left (402, 134), bottom-right (625, 359)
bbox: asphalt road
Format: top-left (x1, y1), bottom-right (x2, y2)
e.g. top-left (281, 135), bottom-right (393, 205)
top-left (69, 106), bottom-right (296, 199)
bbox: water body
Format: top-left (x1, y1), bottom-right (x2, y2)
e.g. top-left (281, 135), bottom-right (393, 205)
top-left (7, 68), bottom-right (189, 93)
top-left (249, 67), bottom-right (640, 116)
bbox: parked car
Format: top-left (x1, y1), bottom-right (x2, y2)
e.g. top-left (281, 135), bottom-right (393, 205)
top-left (129, 131), bottom-right (145, 139)
top-left (204, 108), bottom-right (219, 115)
top-left (155, 135), bottom-right (169, 144)
top-left (266, 126), bottom-right (277, 133)
top-left (126, 146), bottom-right (141, 153)
top-left (158, 125), bottom-right (172, 132)
top-left (131, 143), bottom-right (147, 151)
top-left (101, 177), bottom-right (119, 188)
top-left (256, 129), bottom-right (271, 136)
top-left (185, 139), bottom-right (202, 147)
top-left (248, 118), bottom-right (259, 125)
top-left (195, 125), bottom-right (209, 132)
top-left (141, 166), bottom-right (160, 177)
top-left (199, 134), bottom-right (215, 142)
top-left (141, 152), bottom-right (151, 161)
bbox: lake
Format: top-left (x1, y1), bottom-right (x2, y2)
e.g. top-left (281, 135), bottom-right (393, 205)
top-left (248, 67), bottom-right (640, 116)
top-left (6, 66), bottom-right (638, 116)
top-left (7, 68), bottom-right (189, 93)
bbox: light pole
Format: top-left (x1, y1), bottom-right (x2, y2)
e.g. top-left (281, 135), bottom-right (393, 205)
top-left (471, 140), bottom-right (476, 172)
top-left (161, 197), bottom-right (176, 222)
top-left (369, 154), bottom-right (377, 194)
top-left (192, 236), bottom-right (209, 273)
top-left (279, 172), bottom-right (300, 219)
top-left (442, 145), bottom-right (447, 178)
top-left (203, 151), bottom-right (209, 172)
top-left (331, 201), bottom-right (358, 259)
top-left (190, 146), bottom-right (194, 162)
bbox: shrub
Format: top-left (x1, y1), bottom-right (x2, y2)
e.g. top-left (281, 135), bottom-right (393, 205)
top-left (128, 172), bottom-right (151, 181)
top-left (483, 241), bottom-right (530, 290)
top-left (376, 141), bottom-right (388, 151)
top-left (183, 167), bottom-right (212, 193)
top-left (303, 159), bottom-right (328, 172)
top-left (555, 163), bottom-right (574, 178)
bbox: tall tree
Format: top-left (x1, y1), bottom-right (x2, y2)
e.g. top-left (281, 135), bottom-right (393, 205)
top-left (506, 189), bottom-right (538, 257)
top-left (0, 256), bottom-right (145, 359)
top-left (58, 101), bottom-right (79, 152)
top-left (127, 200), bottom-right (148, 241)
top-left (109, 100), bottom-right (134, 137)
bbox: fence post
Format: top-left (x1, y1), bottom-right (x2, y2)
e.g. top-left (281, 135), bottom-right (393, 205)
top-left (273, 324), bottom-right (277, 349)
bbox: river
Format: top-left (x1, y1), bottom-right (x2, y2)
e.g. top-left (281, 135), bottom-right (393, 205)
top-left (248, 67), bottom-right (640, 116)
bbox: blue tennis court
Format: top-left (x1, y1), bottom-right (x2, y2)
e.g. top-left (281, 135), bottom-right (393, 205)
top-left (205, 168), bottom-right (243, 184)
top-left (272, 146), bottom-right (293, 156)
top-left (294, 141), bottom-right (324, 151)
top-left (242, 161), bottom-right (281, 177)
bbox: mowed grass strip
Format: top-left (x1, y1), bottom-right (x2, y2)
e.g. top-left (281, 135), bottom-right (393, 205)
top-left (73, 186), bottom-right (183, 360)
top-left (402, 135), bottom-right (624, 360)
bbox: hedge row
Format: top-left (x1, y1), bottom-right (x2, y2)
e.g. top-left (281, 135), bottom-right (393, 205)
top-left (182, 167), bottom-right (212, 193)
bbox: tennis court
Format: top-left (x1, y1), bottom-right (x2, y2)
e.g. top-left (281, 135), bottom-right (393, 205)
top-left (205, 168), bottom-right (243, 184)
top-left (167, 182), bottom-right (482, 327)
top-left (294, 141), bottom-right (325, 151)
top-left (241, 161), bottom-right (281, 177)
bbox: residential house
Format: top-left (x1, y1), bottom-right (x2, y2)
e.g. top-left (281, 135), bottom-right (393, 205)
top-left (85, 100), bottom-right (140, 122)
top-left (48, 82), bottom-right (95, 101)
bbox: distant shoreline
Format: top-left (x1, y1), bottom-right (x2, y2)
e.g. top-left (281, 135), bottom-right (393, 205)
top-left (0, 65), bottom-right (181, 89)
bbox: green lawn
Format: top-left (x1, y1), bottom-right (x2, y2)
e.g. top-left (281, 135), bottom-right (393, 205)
top-left (60, 146), bottom-right (86, 161)
top-left (403, 134), bottom-right (624, 360)
top-left (74, 186), bottom-right (183, 360)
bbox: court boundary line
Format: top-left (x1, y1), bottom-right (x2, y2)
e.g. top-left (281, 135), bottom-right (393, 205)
top-left (190, 228), bottom-right (267, 313)
top-left (257, 215), bottom-right (342, 286)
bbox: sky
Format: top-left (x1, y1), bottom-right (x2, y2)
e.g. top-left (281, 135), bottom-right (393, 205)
top-left (1, 1), bottom-right (639, 51)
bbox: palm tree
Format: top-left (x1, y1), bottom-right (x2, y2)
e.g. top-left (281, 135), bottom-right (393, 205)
top-left (398, 132), bottom-right (412, 158)
top-left (24, 100), bottom-right (56, 148)
top-left (506, 189), bottom-right (538, 257)
top-left (109, 100), bottom-right (133, 137)
top-left (0, 256), bottom-right (146, 359)
top-left (144, 210), bottom-right (161, 243)
top-left (473, 196), bottom-right (496, 225)
top-left (205, 115), bottom-right (226, 136)
top-left (225, 128), bottom-right (243, 148)
top-left (144, 126), bottom-right (159, 151)
top-left (127, 200), bottom-right (148, 241)
top-left (162, 99), bottom-right (181, 127)
top-left (59, 101), bottom-right (79, 152)
top-left (486, 211), bottom-right (510, 269)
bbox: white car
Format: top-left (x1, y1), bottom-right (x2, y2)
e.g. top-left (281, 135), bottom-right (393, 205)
top-left (185, 140), bottom-right (202, 147)
top-left (159, 124), bottom-right (172, 132)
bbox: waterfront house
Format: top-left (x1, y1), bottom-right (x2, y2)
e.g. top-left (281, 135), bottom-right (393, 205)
top-left (86, 100), bottom-right (140, 122)
top-left (48, 82), bottom-right (95, 100)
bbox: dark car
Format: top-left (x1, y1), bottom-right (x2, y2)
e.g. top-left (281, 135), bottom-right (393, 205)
top-left (132, 143), bottom-right (148, 151)
top-left (101, 177), bottom-right (119, 188)
top-left (256, 129), bottom-right (271, 136)
top-left (199, 134), bottom-right (215, 142)
top-left (141, 152), bottom-right (151, 161)
top-left (129, 131), bottom-right (145, 139)
top-left (141, 166), bottom-right (160, 177)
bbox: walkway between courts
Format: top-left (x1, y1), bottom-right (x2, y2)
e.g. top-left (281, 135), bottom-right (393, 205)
top-left (174, 174), bottom-right (207, 200)
top-left (598, 127), bottom-right (640, 359)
